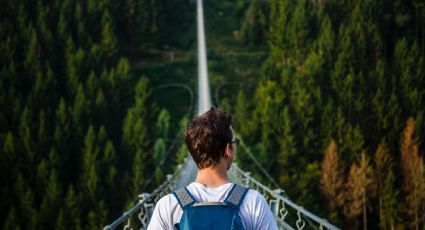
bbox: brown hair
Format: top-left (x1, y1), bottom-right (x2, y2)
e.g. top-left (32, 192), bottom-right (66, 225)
top-left (185, 107), bottom-right (233, 169)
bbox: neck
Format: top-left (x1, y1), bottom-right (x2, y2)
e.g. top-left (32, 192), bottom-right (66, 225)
top-left (195, 163), bottom-right (229, 188)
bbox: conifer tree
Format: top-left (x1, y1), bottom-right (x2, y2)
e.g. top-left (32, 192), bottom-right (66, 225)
top-left (2, 207), bottom-right (20, 230)
top-left (55, 209), bottom-right (66, 230)
top-left (153, 138), bottom-right (166, 184)
top-left (88, 200), bottom-right (108, 230)
top-left (277, 106), bottom-right (297, 181)
top-left (371, 60), bottom-right (388, 140)
top-left (253, 80), bottom-right (284, 153)
top-left (72, 84), bottom-right (88, 133)
top-left (344, 152), bottom-right (375, 229)
top-left (401, 118), bottom-right (425, 230)
top-left (100, 10), bottom-right (117, 62)
top-left (288, 0), bottom-right (311, 54)
top-left (289, 76), bottom-right (316, 161)
top-left (13, 172), bottom-right (36, 229)
top-left (239, 0), bottom-right (267, 45)
top-left (39, 169), bottom-right (61, 229)
top-left (82, 125), bottom-right (99, 203)
top-left (19, 107), bottom-right (34, 165)
top-left (155, 108), bottom-right (171, 139)
top-left (380, 171), bottom-right (398, 230)
top-left (267, 0), bottom-right (293, 67)
top-left (234, 90), bottom-right (252, 140)
top-left (317, 15), bottom-right (334, 64)
top-left (320, 139), bottom-right (344, 218)
top-left (122, 77), bottom-right (155, 195)
top-left (374, 139), bottom-right (392, 223)
top-left (64, 185), bottom-right (81, 230)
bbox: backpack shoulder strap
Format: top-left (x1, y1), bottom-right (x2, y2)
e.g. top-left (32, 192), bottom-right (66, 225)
top-left (224, 184), bottom-right (249, 209)
top-left (172, 187), bottom-right (197, 210)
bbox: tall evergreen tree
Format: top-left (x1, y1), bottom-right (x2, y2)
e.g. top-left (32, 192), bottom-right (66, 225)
top-left (380, 171), bottom-right (399, 230)
top-left (374, 139), bottom-right (392, 225)
top-left (122, 77), bottom-right (155, 195)
top-left (344, 152), bottom-right (375, 229)
top-left (320, 139), bottom-right (344, 220)
top-left (239, 0), bottom-right (267, 45)
top-left (401, 118), bottom-right (425, 230)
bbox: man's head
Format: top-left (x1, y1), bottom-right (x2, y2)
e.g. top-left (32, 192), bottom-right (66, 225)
top-left (185, 107), bottom-right (234, 169)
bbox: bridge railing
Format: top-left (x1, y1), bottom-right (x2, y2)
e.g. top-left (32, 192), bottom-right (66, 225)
top-left (103, 158), bottom-right (190, 230)
top-left (229, 163), bottom-right (340, 230)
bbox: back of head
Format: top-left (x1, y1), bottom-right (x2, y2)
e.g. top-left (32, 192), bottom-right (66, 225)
top-left (185, 107), bottom-right (233, 169)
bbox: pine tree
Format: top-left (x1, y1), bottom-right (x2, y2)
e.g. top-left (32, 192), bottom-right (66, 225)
top-left (88, 200), bottom-right (108, 230)
top-left (131, 148), bottom-right (145, 196)
top-left (101, 140), bottom-right (119, 214)
top-left (320, 140), bottom-right (344, 217)
top-left (344, 152), bottom-right (375, 229)
top-left (234, 90), bottom-right (252, 140)
top-left (374, 139), bottom-right (392, 224)
top-left (267, 0), bottom-right (293, 68)
top-left (55, 209), bottom-right (66, 230)
top-left (2, 207), bottom-right (21, 230)
top-left (253, 80), bottom-right (284, 154)
top-left (122, 77), bottom-right (155, 195)
top-left (371, 60), bottom-right (388, 141)
top-left (153, 138), bottom-right (166, 184)
top-left (155, 108), bottom-right (170, 139)
top-left (19, 107), bottom-right (34, 166)
top-left (81, 125), bottom-right (99, 202)
top-left (289, 75), bottom-right (316, 161)
top-left (317, 15), bottom-right (335, 64)
top-left (380, 171), bottom-right (399, 230)
top-left (14, 173), bottom-right (37, 230)
top-left (23, 25), bottom-right (40, 78)
top-left (239, 0), bottom-right (267, 45)
top-left (287, 0), bottom-right (310, 60)
top-left (341, 123), bottom-right (365, 163)
top-left (401, 118), bottom-right (425, 230)
top-left (39, 169), bottom-right (61, 229)
top-left (72, 83), bottom-right (88, 134)
top-left (100, 9), bottom-right (117, 62)
top-left (277, 106), bottom-right (297, 182)
top-left (64, 185), bottom-right (81, 230)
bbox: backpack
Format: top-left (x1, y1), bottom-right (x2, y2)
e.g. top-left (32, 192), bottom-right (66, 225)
top-left (172, 184), bottom-right (249, 230)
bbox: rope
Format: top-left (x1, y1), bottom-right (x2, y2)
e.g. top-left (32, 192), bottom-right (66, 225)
top-left (238, 137), bottom-right (280, 188)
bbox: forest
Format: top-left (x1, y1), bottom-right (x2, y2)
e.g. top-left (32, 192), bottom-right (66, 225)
top-left (0, 0), bottom-right (424, 229)
top-left (230, 0), bottom-right (425, 229)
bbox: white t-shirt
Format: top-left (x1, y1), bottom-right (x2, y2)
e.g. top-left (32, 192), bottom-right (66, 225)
top-left (147, 182), bottom-right (278, 230)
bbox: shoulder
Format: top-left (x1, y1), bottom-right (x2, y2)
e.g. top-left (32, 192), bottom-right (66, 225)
top-left (150, 193), bottom-right (175, 212)
top-left (242, 188), bottom-right (269, 210)
top-left (155, 193), bottom-right (182, 214)
top-left (147, 194), bottom-right (182, 230)
top-left (239, 188), bottom-right (278, 230)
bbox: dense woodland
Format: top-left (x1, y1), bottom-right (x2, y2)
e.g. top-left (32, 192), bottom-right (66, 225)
top-left (0, 0), bottom-right (424, 229)
top-left (231, 0), bottom-right (425, 229)
top-left (0, 0), bottom-right (193, 229)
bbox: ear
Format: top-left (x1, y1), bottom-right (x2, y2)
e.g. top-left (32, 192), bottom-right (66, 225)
top-left (224, 143), bottom-right (233, 158)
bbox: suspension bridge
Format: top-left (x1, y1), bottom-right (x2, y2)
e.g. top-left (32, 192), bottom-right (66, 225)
top-left (104, 0), bottom-right (340, 229)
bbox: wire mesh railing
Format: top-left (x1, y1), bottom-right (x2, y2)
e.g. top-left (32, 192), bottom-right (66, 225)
top-left (104, 158), bottom-right (340, 230)
top-left (103, 158), bottom-right (190, 230)
top-left (228, 163), bottom-right (340, 230)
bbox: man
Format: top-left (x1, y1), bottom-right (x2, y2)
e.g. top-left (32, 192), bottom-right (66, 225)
top-left (147, 107), bottom-right (278, 229)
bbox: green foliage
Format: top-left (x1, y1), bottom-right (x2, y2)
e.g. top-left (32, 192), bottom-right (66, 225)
top-left (155, 109), bottom-right (171, 138)
top-left (233, 0), bottom-right (425, 227)
top-left (234, 90), bottom-right (252, 139)
top-left (239, 0), bottom-right (268, 45)
top-left (0, 0), bottom-right (169, 228)
top-left (1, 0), bottom-right (424, 228)
top-left (380, 171), bottom-right (399, 229)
